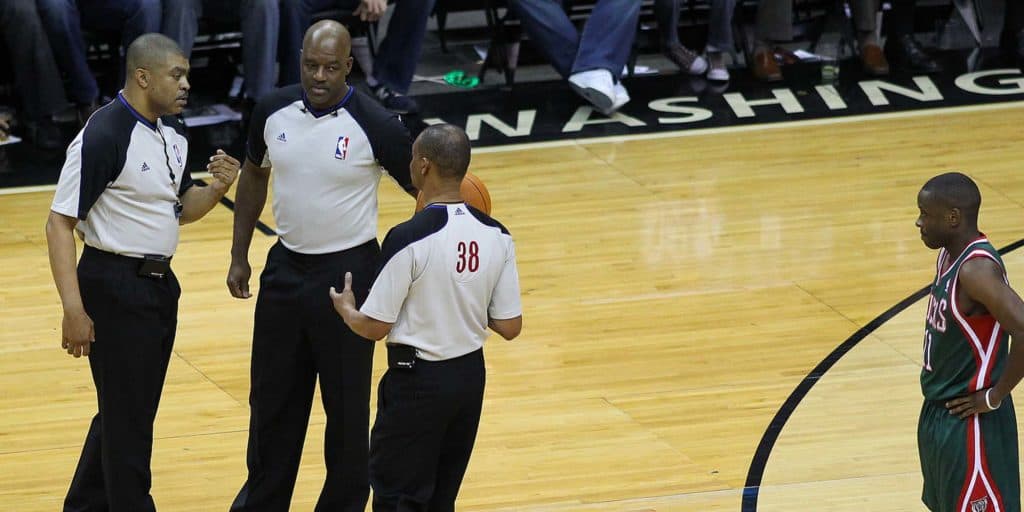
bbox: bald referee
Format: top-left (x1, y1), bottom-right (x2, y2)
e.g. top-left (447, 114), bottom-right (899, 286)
top-left (226, 20), bottom-right (415, 511)
top-left (46, 34), bottom-right (240, 511)
top-left (332, 124), bottom-right (523, 511)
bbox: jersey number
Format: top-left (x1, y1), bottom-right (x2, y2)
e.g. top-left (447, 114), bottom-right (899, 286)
top-left (457, 241), bottom-right (479, 273)
top-left (923, 331), bottom-right (934, 372)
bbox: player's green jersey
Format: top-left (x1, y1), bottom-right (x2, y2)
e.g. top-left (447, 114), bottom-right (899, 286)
top-left (921, 236), bottom-right (1008, 401)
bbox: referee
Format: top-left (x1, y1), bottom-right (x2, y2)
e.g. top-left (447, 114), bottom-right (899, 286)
top-left (331, 124), bottom-right (523, 511)
top-left (226, 20), bottom-right (415, 511)
top-left (45, 34), bottom-right (240, 511)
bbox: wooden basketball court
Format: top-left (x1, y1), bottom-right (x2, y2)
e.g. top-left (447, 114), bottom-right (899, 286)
top-left (2, 102), bottom-right (1023, 510)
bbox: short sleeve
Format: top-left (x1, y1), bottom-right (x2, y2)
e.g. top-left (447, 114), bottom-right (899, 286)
top-left (246, 99), bottom-right (271, 167)
top-left (178, 169), bottom-right (194, 195)
top-left (360, 243), bottom-right (415, 323)
top-left (51, 128), bottom-right (121, 220)
top-left (488, 240), bottom-right (522, 320)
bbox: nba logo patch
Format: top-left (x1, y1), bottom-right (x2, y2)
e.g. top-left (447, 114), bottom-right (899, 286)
top-left (335, 136), bottom-right (350, 160)
top-left (172, 144), bottom-right (183, 166)
top-left (971, 497), bottom-right (990, 512)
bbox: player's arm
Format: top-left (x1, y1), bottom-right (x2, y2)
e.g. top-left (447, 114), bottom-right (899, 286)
top-left (330, 272), bottom-right (393, 340)
top-left (373, 111), bottom-right (417, 198)
top-left (179, 150), bottom-right (240, 224)
top-left (946, 257), bottom-right (1024, 418)
top-left (226, 159), bottom-right (271, 299)
top-left (489, 316), bottom-right (522, 340)
top-left (45, 211), bottom-right (94, 357)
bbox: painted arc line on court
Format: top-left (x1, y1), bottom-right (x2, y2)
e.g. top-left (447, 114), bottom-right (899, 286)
top-left (740, 237), bottom-right (1024, 512)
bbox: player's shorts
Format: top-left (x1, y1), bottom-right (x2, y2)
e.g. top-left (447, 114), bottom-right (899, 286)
top-left (919, 396), bottom-right (1020, 512)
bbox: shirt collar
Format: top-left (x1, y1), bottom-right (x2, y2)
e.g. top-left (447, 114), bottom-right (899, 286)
top-left (301, 86), bottom-right (355, 118)
top-left (117, 91), bottom-right (158, 131)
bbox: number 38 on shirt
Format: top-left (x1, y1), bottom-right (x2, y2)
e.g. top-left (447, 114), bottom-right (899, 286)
top-left (456, 241), bottom-right (479, 273)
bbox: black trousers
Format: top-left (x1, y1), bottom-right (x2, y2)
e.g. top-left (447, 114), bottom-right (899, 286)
top-left (232, 240), bottom-right (379, 512)
top-left (64, 246), bottom-right (180, 512)
top-left (369, 348), bottom-right (486, 512)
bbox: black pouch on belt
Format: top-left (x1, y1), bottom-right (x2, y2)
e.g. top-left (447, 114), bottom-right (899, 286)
top-left (138, 255), bottom-right (171, 278)
top-left (386, 343), bottom-right (416, 370)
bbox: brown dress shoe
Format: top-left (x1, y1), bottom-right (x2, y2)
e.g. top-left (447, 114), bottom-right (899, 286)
top-left (751, 48), bottom-right (782, 81)
top-left (860, 44), bottom-right (890, 76)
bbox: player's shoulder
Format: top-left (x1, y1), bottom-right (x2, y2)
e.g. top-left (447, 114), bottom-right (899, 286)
top-left (388, 206), bottom-right (449, 246)
top-left (379, 206), bottom-right (449, 266)
top-left (254, 84), bottom-right (303, 118)
top-left (79, 98), bottom-right (138, 148)
top-left (467, 206), bottom-right (511, 236)
top-left (345, 88), bottom-right (406, 132)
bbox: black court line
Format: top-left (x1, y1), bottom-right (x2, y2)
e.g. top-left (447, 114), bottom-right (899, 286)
top-left (217, 195), bottom-right (276, 236)
top-left (740, 237), bottom-right (1024, 511)
top-left (193, 180), bottom-right (276, 236)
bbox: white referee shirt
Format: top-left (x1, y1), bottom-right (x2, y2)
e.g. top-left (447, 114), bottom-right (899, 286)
top-left (247, 85), bottom-right (414, 254)
top-left (360, 203), bottom-right (522, 361)
top-left (51, 93), bottom-right (193, 258)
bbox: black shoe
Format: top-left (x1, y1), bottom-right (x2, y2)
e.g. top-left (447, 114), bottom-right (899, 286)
top-left (885, 35), bottom-right (942, 73)
top-left (371, 85), bottom-right (420, 115)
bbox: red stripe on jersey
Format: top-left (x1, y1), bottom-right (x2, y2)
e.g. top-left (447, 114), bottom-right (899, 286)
top-left (957, 417), bottom-right (976, 511)
top-left (950, 252), bottom-right (1004, 392)
top-left (977, 426), bottom-right (1007, 512)
top-left (950, 274), bottom-right (986, 392)
top-left (957, 416), bottom-right (1006, 512)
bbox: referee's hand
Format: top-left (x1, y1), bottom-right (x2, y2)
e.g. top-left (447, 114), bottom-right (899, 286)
top-left (61, 308), bottom-right (94, 358)
top-left (329, 272), bottom-right (357, 318)
top-left (207, 149), bottom-right (240, 191)
top-left (227, 259), bottom-right (252, 299)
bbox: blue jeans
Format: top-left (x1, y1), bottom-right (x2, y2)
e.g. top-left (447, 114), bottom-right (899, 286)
top-left (36, 0), bottom-right (161, 104)
top-left (160, 0), bottom-right (304, 99)
top-left (509, 0), bottom-right (640, 79)
top-left (303, 0), bottom-right (437, 94)
top-left (655, 0), bottom-right (737, 51)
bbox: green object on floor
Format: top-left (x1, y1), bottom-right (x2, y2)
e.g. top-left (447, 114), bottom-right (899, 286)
top-left (444, 70), bottom-right (480, 89)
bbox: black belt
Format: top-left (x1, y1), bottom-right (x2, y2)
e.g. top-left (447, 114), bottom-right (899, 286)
top-left (83, 246), bottom-right (173, 279)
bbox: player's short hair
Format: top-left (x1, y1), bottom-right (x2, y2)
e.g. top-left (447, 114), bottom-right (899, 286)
top-left (417, 124), bottom-right (471, 180)
top-left (126, 33), bottom-right (185, 74)
top-left (922, 172), bottom-right (981, 223)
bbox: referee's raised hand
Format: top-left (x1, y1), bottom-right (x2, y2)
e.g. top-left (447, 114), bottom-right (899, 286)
top-left (207, 149), bottom-right (240, 191)
top-left (61, 308), bottom-right (94, 358)
top-left (329, 272), bottom-right (357, 318)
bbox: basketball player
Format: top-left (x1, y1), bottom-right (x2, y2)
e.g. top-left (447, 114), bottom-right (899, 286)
top-left (331, 124), bottom-right (523, 511)
top-left (916, 172), bottom-right (1024, 512)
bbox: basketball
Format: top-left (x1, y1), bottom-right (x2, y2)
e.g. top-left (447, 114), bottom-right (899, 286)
top-left (415, 172), bottom-right (492, 215)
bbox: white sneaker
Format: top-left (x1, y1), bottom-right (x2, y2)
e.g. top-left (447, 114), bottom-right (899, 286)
top-left (611, 82), bottom-right (630, 112)
top-left (568, 69), bottom-right (615, 113)
top-left (707, 66), bottom-right (730, 82)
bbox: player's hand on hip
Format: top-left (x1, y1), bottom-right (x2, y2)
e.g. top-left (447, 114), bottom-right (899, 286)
top-left (61, 309), bottom-right (95, 358)
top-left (208, 149), bottom-right (240, 191)
top-left (329, 272), bottom-right (357, 317)
top-left (946, 389), bottom-right (1000, 419)
top-left (227, 259), bottom-right (252, 299)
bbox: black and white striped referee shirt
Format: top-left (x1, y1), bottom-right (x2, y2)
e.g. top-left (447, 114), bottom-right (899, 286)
top-left (51, 92), bottom-right (193, 258)
top-left (247, 84), bottom-right (414, 254)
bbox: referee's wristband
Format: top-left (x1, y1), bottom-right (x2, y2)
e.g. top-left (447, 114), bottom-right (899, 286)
top-left (985, 388), bottom-right (1001, 410)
